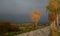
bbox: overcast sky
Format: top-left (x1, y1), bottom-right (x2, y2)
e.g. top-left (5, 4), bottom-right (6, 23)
top-left (0, 0), bottom-right (49, 23)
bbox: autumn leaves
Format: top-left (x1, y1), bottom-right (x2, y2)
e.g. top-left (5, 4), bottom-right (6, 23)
top-left (31, 10), bottom-right (41, 27)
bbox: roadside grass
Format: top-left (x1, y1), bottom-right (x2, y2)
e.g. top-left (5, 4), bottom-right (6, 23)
top-left (51, 29), bottom-right (60, 36)
top-left (58, 32), bottom-right (60, 36)
top-left (18, 24), bottom-right (46, 34)
top-left (0, 23), bottom-right (46, 36)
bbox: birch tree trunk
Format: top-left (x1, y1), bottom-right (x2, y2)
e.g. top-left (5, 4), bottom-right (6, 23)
top-left (33, 20), bottom-right (37, 28)
top-left (57, 14), bottom-right (59, 26)
top-left (50, 20), bottom-right (58, 36)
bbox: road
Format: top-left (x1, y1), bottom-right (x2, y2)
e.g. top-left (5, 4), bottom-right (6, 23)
top-left (15, 26), bottom-right (50, 36)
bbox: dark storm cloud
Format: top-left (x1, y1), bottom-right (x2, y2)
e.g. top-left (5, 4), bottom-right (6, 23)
top-left (0, 0), bottom-right (49, 23)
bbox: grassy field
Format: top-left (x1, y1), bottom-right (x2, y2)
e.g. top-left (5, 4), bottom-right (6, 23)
top-left (0, 23), bottom-right (46, 36)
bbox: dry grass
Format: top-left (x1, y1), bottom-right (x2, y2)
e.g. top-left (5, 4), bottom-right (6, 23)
top-left (50, 26), bottom-right (60, 36)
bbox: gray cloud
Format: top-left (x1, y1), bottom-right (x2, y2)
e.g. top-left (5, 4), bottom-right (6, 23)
top-left (0, 0), bottom-right (49, 23)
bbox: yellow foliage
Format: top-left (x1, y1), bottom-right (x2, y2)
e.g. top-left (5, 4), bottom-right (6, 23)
top-left (31, 10), bottom-right (41, 23)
